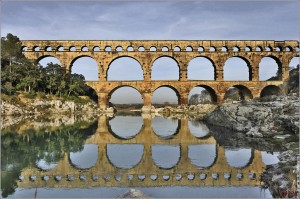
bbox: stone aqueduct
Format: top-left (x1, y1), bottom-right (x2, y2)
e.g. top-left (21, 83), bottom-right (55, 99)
top-left (21, 40), bottom-right (299, 110)
top-left (18, 117), bottom-right (265, 188)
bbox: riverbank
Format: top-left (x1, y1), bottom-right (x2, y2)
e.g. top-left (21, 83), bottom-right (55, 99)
top-left (203, 95), bottom-right (299, 198)
top-left (1, 93), bottom-right (99, 116)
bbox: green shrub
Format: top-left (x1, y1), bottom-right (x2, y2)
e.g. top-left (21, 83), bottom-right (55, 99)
top-left (37, 92), bottom-right (46, 99)
top-left (26, 90), bottom-right (36, 98)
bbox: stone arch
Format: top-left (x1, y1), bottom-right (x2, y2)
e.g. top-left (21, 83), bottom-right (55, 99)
top-left (33, 46), bottom-right (40, 51)
top-left (69, 46), bottom-right (76, 51)
top-left (225, 148), bottom-right (254, 169)
top-left (21, 46), bottom-right (28, 51)
top-left (224, 85), bottom-right (253, 101)
top-left (245, 46), bottom-right (252, 52)
top-left (152, 85), bottom-right (180, 105)
top-left (221, 46), bottom-right (228, 52)
top-left (260, 85), bottom-right (282, 98)
top-left (186, 46), bottom-right (193, 52)
top-left (151, 117), bottom-right (180, 139)
top-left (35, 152), bottom-right (58, 171)
top-left (188, 121), bottom-right (211, 138)
top-left (188, 144), bottom-right (217, 169)
top-left (151, 144), bottom-right (181, 169)
top-left (45, 46), bottom-right (52, 52)
top-left (106, 144), bottom-right (144, 169)
top-left (69, 144), bottom-right (98, 170)
top-left (93, 46), bottom-right (100, 51)
top-left (57, 46), bottom-right (64, 51)
top-left (37, 55), bottom-right (62, 68)
top-left (107, 115), bottom-right (143, 139)
top-left (108, 85), bottom-right (143, 105)
top-left (224, 56), bottom-right (252, 81)
top-left (174, 46), bottom-right (181, 52)
top-left (81, 46), bottom-right (88, 52)
top-left (187, 56), bottom-right (216, 80)
top-left (70, 55), bottom-right (99, 81)
top-left (107, 56), bottom-right (144, 81)
top-left (285, 46), bottom-right (293, 52)
top-left (259, 56), bottom-right (282, 81)
top-left (151, 56), bottom-right (180, 80)
top-left (188, 85), bottom-right (217, 104)
top-left (127, 46), bottom-right (134, 52)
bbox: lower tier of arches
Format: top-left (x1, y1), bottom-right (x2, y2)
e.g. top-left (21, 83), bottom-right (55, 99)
top-left (85, 80), bottom-right (285, 110)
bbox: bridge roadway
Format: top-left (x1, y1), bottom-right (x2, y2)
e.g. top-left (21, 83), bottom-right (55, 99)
top-left (21, 39), bottom-right (299, 110)
top-left (18, 116), bottom-right (266, 188)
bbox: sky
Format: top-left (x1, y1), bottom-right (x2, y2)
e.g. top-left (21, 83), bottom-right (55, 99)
top-left (1, 0), bottom-right (299, 104)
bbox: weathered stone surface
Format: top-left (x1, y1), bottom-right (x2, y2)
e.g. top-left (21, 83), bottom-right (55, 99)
top-left (21, 40), bottom-right (299, 109)
top-left (204, 95), bottom-right (299, 138)
top-left (1, 98), bottom-right (99, 116)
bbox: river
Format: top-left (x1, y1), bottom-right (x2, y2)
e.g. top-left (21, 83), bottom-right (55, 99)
top-left (1, 113), bottom-right (281, 198)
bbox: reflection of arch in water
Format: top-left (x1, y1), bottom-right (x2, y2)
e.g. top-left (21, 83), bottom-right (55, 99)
top-left (69, 144), bottom-right (98, 170)
top-left (35, 152), bottom-right (58, 171)
top-left (188, 144), bottom-right (217, 169)
top-left (107, 116), bottom-right (143, 139)
top-left (106, 144), bottom-right (144, 170)
top-left (151, 117), bottom-right (181, 139)
top-left (151, 144), bottom-right (181, 169)
top-left (225, 148), bottom-right (254, 169)
top-left (188, 121), bottom-right (211, 139)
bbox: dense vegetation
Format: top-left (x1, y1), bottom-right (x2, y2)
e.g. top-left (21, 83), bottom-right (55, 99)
top-left (1, 33), bottom-right (96, 101)
top-left (1, 120), bottom-right (98, 198)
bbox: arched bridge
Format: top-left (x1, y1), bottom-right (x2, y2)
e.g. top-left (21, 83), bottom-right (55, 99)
top-left (21, 40), bottom-right (299, 110)
top-left (17, 116), bottom-right (265, 188)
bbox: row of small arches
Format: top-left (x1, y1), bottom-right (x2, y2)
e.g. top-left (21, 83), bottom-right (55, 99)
top-left (23, 45), bottom-right (299, 53)
top-left (21, 171), bottom-right (257, 183)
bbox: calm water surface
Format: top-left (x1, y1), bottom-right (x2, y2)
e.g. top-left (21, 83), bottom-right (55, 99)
top-left (1, 113), bottom-right (280, 198)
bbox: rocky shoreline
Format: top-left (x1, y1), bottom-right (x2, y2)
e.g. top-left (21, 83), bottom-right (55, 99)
top-left (1, 97), bottom-right (99, 116)
top-left (204, 95), bottom-right (299, 198)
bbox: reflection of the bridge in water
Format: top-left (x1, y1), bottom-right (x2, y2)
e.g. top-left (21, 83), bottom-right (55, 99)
top-left (18, 115), bottom-right (265, 188)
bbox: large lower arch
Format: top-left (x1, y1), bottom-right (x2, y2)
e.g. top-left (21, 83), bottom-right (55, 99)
top-left (69, 144), bottom-right (98, 170)
top-left (188, 85), bottom-right (217, 104)
top-left (225, 148), bottom-right (254, 169)
top-left (224, 85), bottom-right (253, 101)
top-left (37, 55), bottom-right (61, 68)
top-left (260, 85), bottom-right (282, 98)
top-left (152, 85), bottom-right (180, 106)
top-left (224, 56), bottom-right (252, 81)
top-left (108, 116), bottom-right (143, 139)
top-left (188, 144), bottom-right (217, 169)
top-left (107, 56), bottom-right (144, 81)
top-left (70, 56), bottom-right (99, 81)
top-left (151, 56), bottom-right (180, 80)
top-left (108, 86), bottom-right (143, 106)
top-left (187, 56), bottom-right (215, 80)
top-left (151, 117), bottom-right (180, 139)
top-left (152, 144), bottom-right (181, 169)
top-left (106, 144), bottom-right (144, 169)
top-left (259, 56), bottom-right (282, 81)
top-left (289, 56), bottom-right (299, 69)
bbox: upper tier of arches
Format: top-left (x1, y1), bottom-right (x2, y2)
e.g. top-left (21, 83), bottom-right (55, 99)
top-left (21, 40), bottom-right (299, 53)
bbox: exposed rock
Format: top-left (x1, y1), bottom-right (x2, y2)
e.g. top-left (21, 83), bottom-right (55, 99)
top-left (203, 95), bottom-right (299, 198)
top-left (1, 98), bottom-right (99, 116)
top-left (117, 189), bottom-right (149, 198)
top-left (204, 95), bottom-right (299, 138)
